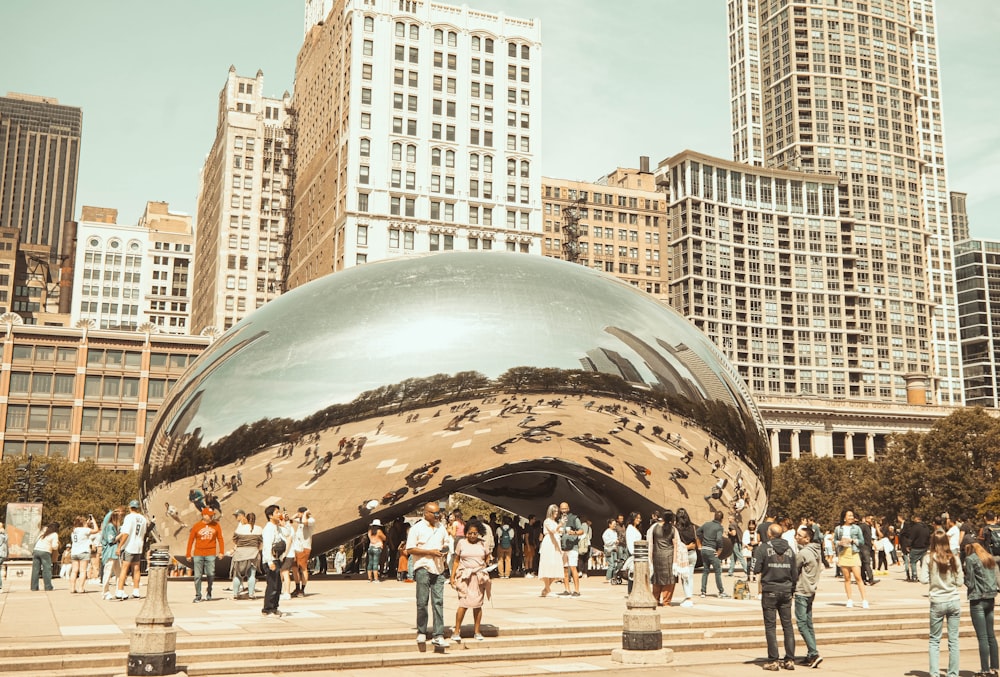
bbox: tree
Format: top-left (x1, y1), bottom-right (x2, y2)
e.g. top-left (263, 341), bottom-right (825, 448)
top-left (769, 457), bottom-right (879, 530)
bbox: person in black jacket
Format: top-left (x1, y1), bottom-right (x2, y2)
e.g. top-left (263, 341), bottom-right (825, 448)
top-left (909, 515), bottom-right (931, 583)
top-left (898, 514), bottom-right (914, 581)
top-left (754, 523), bottom-right (798, 671)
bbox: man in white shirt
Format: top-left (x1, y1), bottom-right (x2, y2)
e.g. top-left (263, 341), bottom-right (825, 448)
top-left (116, 499), bottom-right (148, 600)
top-left (405, 502), bottom-right (450, 648)
top-left (292, 507), bottom-right (316, 597)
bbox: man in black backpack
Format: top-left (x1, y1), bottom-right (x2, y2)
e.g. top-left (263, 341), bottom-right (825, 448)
top-left (982, 511), bottom-right (1000, 556)
top-left (754, 523), bottom-right (798, 671)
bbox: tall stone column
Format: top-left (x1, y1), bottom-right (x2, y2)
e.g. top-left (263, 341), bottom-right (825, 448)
top-left (812, 428), bottom-right (833, 458)
top-left (866, 433), bottom-right (876, 461)
top-left (127, 544), bottom-right (177, 676)
top-left (845, 432), bottom-right (855, 460)
top-left (791, 429), bottom-right (801, 459)
top-left (769, 429), bottom-right (780, 466)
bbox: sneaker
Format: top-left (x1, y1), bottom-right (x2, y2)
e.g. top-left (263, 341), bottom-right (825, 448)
top-left (762, 661), bottom-right (781, 671)
top-left (719, 593), bottom-right (731, 599)
top-left (416, 633), bottom-right (427, 644)
top-left (861, 599), bottom-right (869, 609)
top-left (845, 599), bottom-right (854, 608)
top-left (700, 592), bottom-right (707, 598)
top-left (452, 628), bottom-right (462, 642)
top-left (558, 591), bottom-right (571, 596)
top-left (132, 591), bottom-right (141, 598)
top-left (808, 655), bottom-right (823, 668)
top-left (680, 599), bottom-right (694, 608)
top-left (115, 591), bottom-right (128, 600)
top-left (193, 596), bottom-right (202, 603)
top-left (431, 636), bottom-right (449, 648)
top-left (781, 659), bottom-right (796, 670)
top-left (206, 595), bottom-right (213, 602)
top-left (280, 593), bottom-right (290, 601)
top-left (474, 633), bottom-right (485, 641)
top-left (571, 591), bottom-right (581, 597)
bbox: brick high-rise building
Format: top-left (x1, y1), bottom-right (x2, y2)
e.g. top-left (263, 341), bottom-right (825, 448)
top-left (287, 0), bottom-right (542, 288)
top-left (726, 0), bottom-right (961, 405)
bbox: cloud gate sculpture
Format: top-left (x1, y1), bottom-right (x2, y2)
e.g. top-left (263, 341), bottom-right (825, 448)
top-left (141, 252), bottom-right (770, 558)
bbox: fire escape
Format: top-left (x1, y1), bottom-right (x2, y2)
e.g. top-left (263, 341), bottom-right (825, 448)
top-left (561, 196), bottom-right (587, 264)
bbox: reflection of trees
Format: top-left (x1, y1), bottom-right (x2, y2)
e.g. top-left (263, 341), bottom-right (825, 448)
top-left (146, 365), bottom-right (770, 489)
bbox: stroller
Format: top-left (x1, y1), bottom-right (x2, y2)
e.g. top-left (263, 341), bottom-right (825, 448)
top-left (610, 553), bottom-right (633, 585)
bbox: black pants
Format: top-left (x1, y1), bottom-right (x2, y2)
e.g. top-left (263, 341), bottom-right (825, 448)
top-left (262, 563), bottom-right (282, 613)
top-left (860, 546), bottom-right (874, 583)
top-left (762, 590), bottom-right (795, 661)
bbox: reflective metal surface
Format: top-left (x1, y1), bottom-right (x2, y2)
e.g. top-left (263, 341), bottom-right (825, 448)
top-left (141, 252), bottom-right (769, 556)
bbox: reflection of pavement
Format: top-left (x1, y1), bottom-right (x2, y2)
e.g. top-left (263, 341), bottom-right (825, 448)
top-left (149, 394), bottom-right (764, 554)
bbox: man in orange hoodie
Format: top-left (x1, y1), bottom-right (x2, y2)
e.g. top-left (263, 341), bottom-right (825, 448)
top-left (186, 507), bottom-right (225, 603)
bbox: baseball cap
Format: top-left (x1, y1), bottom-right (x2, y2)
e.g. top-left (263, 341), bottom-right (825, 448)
top-left (201, 507), bottom-right (215, 517)
top-left (129, 499), bottom-right (140, 509)
top-left (298, 506), bottom-right (308, 513)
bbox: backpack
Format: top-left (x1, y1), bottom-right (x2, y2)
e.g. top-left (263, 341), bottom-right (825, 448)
top-left (733, 578), bottom-right (750, 600)
top-left (984, 525), bottom-right (1000, 556)
top-left (498, 525), bottom-right (513, 549)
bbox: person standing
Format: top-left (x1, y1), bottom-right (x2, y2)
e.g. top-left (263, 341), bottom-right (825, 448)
top-left (920, 530), bottom-right (963, 677)
top-left (406, 502), bottom-right (451, 648)
top-left (116, 500), bottom-right (148, 600)
top-left (495, 516), bottom-right (515, 579)
top-left (68, 515), bottom-right (97, 593)
top-left (538, 504), bottom-right (564, 597)
top-left (366, 519), bottom-right (386, 583)
top-left (260, 504), bottom-right (286, 616)
top-left (557, 502), bottom-right (583, 597)
top-left (625, 512), bottom-right (643, 594)
top-left (964, 541), bottom-right (999, 677)
top-left (898, 514), bottom-right (914, 581)
top-left (728, 522), bottom-right (747, 577)
top-left (698, 510), bottom-right (730, 599)
top-left (0, 521), bottom-right (8, 592)
top-left (291, 507), bottom-right (316, 597)
top-left (754, 523), bottom-right (798, 671)
top-left (602, 518), bottom-right (620, 583)
top-left (231, 510), bottom-right (262, 599)
top-left (793, 525), bottom-right (823, 668)
top-left (186, 507), bottom-right (225, 603)
top-left (450, 523), bottom-right (491, 642)
top-left (909, 515), bottom-right (931, 583)
top-left (100, 509), bottom-right (123, 600)
top-left (522, 514), bottom-right (540, 577)
top-left (31, 522), bottom-right (60, 591)
top-left (835, 509), bottom-right (869, 608)
top-left (676, 508), bottom-right (698, 607)
top-left (647, 510), bottom-right (686, 606)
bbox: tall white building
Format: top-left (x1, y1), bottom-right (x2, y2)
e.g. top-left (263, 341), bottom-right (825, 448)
top-left (193, 68), bottom-right (291, 333)
top-left (287, 0), bottom-right (542, 288)
top-left (72, 201), bottom-right (193, 334)
top-left (726, 0), bottom-right (962, 405)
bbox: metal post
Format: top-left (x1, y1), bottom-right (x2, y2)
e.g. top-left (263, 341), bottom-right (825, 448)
top-left (612, 539), bottom-right (672, 665)
top-left (127, 544), bottom-right (178, 676)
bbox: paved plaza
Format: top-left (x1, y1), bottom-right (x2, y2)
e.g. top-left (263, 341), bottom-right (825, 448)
top-left (0, 562), bottom-right (983, 675)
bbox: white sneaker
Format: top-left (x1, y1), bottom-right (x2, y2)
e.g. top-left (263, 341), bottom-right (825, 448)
top-left (416, 633), bottom-right (427, 643)
top-left (132, 590), bottom-right (141, 598)
top-left (846, 599), bottom-right (854, 608)
top-left (115, 591), bottom-right (128, 600)
top-left (452, 628), bottom-right (462, 642)
top-left (680, 599), bottom-right (694, 608)
top-left (103, 592), bottom-right (113, 601)
top-left (431, 636), bottom-right (449, 648)
top-left (861, 600), bottom-right (869, 609)
top-left (280, 593), bottom-right (290, 600)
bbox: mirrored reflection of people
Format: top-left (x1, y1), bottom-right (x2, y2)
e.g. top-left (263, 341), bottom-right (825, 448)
top-left (406, 502), bottom-right (451, 648)
top-left (367, 519), bottom-right (386, 583)
top-left (538, 504), bottom-right (564, 597)
top-left (187, 507), bottom-right (225, 603)
top-left (333, 545), bottom-right (347, 575)
top-left (116, 500), bottom-right (148, 600)
top-left (450, 523), bottom-right (492, 642)
top-left (31, 522), bottom-right (60, 591)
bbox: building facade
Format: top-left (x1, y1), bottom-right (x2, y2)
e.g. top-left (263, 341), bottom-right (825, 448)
top-left (72, 201), bottom-right (194, 333)
top-left (954, 239), bottom-right (1000, 408)
top-left (541, 161), bottom-right (669, 301)
top-left (193, 68), bottom-right (292, 333)
top-left (287, 0), bottom-right (542, 288)
top-left (726, 0), bottom-right (962, 405)
top-left (950, 190), bottom-right (969, 243)
top-left (0, 93), bottom-right (82, 263)
top-left (0, 323), bottom-right (210, 469)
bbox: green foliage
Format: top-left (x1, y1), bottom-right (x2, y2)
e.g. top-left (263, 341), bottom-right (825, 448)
top-left (770, 408), bottom-right (1000, 527)
top-left (1, 457), bottom-right (138, 544)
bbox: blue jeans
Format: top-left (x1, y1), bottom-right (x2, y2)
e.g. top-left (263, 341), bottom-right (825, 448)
top-left (193, 555), bottom-right (216, 599)
top-left (31, 550), bottom-right (54, 591)
top-left (970, 598), bottom-right (999, 673)
top-left (910, 548), bottom-right (927, 581)
top-left (794, 593), bottom-right (818, 657)
top-left (605, 548), bottom-right (618, 581)
top-left (414, 567), bottom-right (446, 638)
top-left (762, 590), bottom-right (795, 661)
top-left (367, 546), bottom-right (382, 574)
top-left (233, 563), bottom-right (257, 597)
top-left (700, 548), bottom-right (724, 595)
top-left (729, 548), bottom-right (746, 576)
top-left (929, 599), bottom-right (961, 677)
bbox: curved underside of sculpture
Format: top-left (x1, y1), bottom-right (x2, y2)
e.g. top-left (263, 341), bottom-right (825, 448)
top-left (141, 252), bottom-right (770, 557)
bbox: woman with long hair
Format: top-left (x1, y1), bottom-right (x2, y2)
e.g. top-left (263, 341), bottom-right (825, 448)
top-left (68, 514), bottom-right (97, 593)
top-left (366, 519), bottom-right (386, 583)
top-left (675, 507), bottom-right (698, 606)
top-left (625, 512), bottom-right (643, 593)
top-left (648, 509), bottom-right (687, 606)
top-left (835, 509), bottom-right (868, 608)
top-left (964, 540), bottom-right (998, 677)
top-left (232, 511), bottom-right (263, 598)
top-left (100, 509), bottom-right (124, 600)
top-left (537, 504), bottom-right (564, 597)
top-left (920, 529), bottom-right (963, 677)
top-left (31, 522), bottom-right (60, 591)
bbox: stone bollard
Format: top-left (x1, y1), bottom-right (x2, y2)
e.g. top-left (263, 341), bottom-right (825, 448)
top-left (126, 543), bottom-right (180, 676)
top-left (612, 539), bottom-right (673, 665)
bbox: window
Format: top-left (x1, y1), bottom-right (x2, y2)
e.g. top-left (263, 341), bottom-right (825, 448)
top-left (358, 192), bottom-right (369, 212)
top-left (361, 112), bottom-right (371, 129)
top-left (360, 138), bottom-right (370, 157)
top-left (357, 225), bottom-right (368, 246)
top-left (392, 142), bottom-right (402, 161)
top-left (359, 165), bottom-right (370, 184)
top-left (364, 16), bottom-right (374, 31)
top-left (389, 228), bottom-right (400, 248)
top-left (363, 39), bottom-right (373, 56)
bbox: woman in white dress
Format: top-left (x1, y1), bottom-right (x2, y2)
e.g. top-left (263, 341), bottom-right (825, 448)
top-left (537, 504), bottom-right (564, 596)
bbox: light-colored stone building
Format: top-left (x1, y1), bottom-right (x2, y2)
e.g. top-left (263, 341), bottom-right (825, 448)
top-left (541, 160), bottom-right (669, 301)
top-left (193, 68), bottom-right (291, 333)
top-left (71, 201), bottom-right (194, 334)
top-left (287, 0), bottom-right (542, 288)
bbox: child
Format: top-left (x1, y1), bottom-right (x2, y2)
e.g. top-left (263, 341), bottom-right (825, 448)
top-left (262, 538), bottom-right (286, 617)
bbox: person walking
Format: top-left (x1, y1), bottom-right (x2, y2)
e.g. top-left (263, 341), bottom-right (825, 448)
top-left (964, 540), bottom-right (998, 677)
top-left (538, 504), bottom-right (565, 597)
top-left (31, 522), bottom-right (60, 591)
top-left (405, 502), bottom-right (451, 648)
top-left (793, 525), bottom-right (823, 668)
top-left (186, 507), bottom-right (225, 603)
top-left (754, 523), bottom-right (798, 671)
top-left (919, 529), bottom-right (964, 677)
top-left (698, 510), bottom-right (730, 599)
top-left (450, 523), bottom-right (492, 642)
top-left (835, 509), bottom-right (869, 608)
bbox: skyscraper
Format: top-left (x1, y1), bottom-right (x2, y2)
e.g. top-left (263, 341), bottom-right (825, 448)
top-left (954, 238), bottom-right (1000, 408)
top-left (287, 0), bottom-right (542, 289)
top-left (0, 93), bottom-right (82, 262)
top-left (192, 68), bottom-right (292, 333)
top-left (726, 0), bottom-right (961, 405)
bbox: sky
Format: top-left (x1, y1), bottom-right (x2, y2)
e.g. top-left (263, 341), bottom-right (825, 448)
top-left (1, 1), bottom-right (998, 236)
